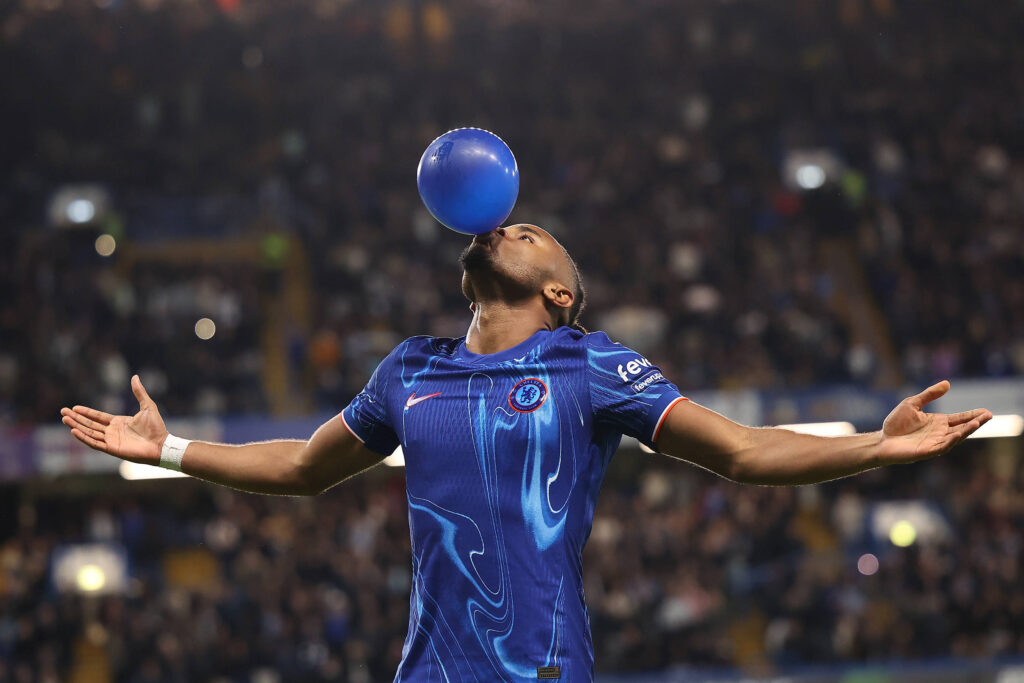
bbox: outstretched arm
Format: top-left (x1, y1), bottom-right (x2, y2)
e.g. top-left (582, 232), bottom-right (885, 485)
top-left (654, 381), bottom-right (991, 485)
top-left (60, 375), bottom-right (384, 496)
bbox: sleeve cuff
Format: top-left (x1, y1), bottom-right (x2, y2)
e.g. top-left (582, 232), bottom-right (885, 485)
top-left (647, 395), bottom-right (689, 449)
top-left (339, 408), bottom-right (399, 456)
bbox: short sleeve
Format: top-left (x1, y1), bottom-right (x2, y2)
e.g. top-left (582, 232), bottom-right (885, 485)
top-left (340, 346), bottom-right (402, 456)
top-left (585, 332), bottom-right (687, 449)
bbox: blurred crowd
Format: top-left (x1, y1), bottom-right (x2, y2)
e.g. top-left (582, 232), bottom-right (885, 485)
top-left (0, 230), bottom-right (267, 423)
top-left (2, 2), bottom-right (1023, 682)
top-left (2, 440), bottom-right (1021, 681)
top-left (2, 0), bottom-right (1022, 423)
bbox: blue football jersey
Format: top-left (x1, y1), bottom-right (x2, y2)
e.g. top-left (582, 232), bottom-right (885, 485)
top-left (341, 327), bottom-right (686, 682)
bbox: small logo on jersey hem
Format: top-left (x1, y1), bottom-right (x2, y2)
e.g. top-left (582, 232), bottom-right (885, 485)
top-left (405, 392), bottom-right (441, 408)
top-left (509, 378), bottom-right (548, 413)
top-left (537, 666), bottom-right (561, 679)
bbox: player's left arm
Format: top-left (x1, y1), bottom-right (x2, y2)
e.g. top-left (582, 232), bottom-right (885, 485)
top-left (654, 381), bottom-right (991, 485)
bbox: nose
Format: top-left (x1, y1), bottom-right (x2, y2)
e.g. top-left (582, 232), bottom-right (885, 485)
top-left (494, 227), bottom-right (507, 238)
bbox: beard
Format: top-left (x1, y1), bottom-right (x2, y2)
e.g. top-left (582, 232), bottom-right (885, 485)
top-left (458, 241), bottom-right (494, 272)
top-left (459, 241), bottom-right (546, 303)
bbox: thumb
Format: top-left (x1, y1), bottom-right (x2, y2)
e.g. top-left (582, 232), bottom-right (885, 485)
top-left (131, 374), bottom-right (154, 409)
top-left (907, 380), bottom-right (950, 408)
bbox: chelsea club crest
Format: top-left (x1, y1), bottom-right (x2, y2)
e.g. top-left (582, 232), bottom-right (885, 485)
top-left (508, 378), bottom-right (548, 413)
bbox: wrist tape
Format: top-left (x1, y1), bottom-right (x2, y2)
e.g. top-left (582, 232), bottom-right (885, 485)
top-left (159, 434), bottom-right (192, 471)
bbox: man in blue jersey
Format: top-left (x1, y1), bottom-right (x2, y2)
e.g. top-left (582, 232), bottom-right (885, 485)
top-left (62, 224), bottom-right (991, 681)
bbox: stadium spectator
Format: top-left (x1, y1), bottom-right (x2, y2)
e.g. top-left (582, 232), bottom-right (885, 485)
top-left (2, 0), bottom-right (1022, 423)
top-left (2, 441), bottom-right (1020, 679)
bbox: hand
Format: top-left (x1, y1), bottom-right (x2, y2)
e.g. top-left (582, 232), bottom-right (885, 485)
top-left (60, 375), bottom-right (169, 464)
top-left (879, 380), bottom-right (991, 464)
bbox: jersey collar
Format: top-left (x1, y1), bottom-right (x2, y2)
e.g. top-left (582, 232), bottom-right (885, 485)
top-left (454, 328), bottom-right (552, 364)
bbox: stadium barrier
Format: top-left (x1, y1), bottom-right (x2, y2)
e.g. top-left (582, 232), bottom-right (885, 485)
top-left (595, 656), bottom-right (1024, 682)
top-left (5, 378), bottom-right (1022, 481)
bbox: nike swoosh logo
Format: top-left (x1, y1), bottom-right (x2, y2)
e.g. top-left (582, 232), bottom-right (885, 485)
top-left (405, 392), bottom-right (442, 408)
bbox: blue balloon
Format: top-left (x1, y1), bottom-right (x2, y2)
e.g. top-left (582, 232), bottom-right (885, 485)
top-left (416, 128), bottom-right (520, 235)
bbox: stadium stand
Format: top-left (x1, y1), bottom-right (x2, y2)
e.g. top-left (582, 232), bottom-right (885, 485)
top-left (1, 0), bottom-right (1022, 681)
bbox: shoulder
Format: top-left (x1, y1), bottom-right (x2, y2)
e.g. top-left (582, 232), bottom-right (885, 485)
top-left (544, 326), bottom-right (603, 349)
top-left (379, 335), bottom-right (463, 366)
top-left (580, 330), bottom-right (625, 351)
top-left (541, 327), bottom-right (639, 358)
top-left (542, 329), bottom-right (650, 379)
top-left (389, 335), bottom-right (459, 353)
top-left (532, 327), bottom-right (592, 362)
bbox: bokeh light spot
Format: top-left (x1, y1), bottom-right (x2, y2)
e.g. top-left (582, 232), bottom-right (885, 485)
top-left (857, 553), bottom-right (879, 576)
top-left (795, 164), bottom-right (826, 189)
top-left (94, 233), bottom-right (116, 257)
top-left (66, 199), bottom-right (96, 224)
top-left (76, 564), bottom-right (106, 592)
top-left (195, 318), bottom-right (216, 340)
top-left (889, 520), bottom-right (917, 547)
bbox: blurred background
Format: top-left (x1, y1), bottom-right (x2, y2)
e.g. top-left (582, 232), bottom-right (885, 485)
top-left (2, 0), bottom-right (1023, 681)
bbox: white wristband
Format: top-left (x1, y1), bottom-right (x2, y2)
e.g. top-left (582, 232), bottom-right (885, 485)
top-left (159, 434), bottom-right (192, 471)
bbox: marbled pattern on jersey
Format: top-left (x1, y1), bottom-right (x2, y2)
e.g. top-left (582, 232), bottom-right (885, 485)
top-left (342, 328), bottom-right (684, 682)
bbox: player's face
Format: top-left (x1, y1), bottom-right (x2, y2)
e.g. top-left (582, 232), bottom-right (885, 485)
top-left (460, 224), bottom-right (572, 305)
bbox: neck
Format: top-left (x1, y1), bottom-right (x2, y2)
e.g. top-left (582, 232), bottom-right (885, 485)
top-left (464, 299), bottom-right (553, 355)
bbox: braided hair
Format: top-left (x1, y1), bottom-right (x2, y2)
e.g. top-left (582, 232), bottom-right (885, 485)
top-left (562, 245), bottom-right (587, 333)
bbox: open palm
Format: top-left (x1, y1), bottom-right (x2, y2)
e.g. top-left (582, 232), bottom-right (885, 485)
top-left (60, 375), bottom-right (168, 464)
top-left (880, 380), bottom-right (991, 464)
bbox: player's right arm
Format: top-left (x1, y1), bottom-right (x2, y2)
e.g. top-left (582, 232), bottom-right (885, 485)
top-left (60, 375), bottom-right (384, 496)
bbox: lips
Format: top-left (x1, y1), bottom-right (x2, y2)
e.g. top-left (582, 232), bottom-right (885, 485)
top-left (472, 231), bottom-right (497, 247)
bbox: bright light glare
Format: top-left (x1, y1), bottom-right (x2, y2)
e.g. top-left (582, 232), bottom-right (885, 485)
top-left (795, 164), bottom-right (826, 189)
top-left (66, 199), bottom-right (96, 224)
top-left (119, 461), bottom-right (188, 480)
top-left (53, 544), bottom-right (126, 596)
top-left (777, 421), bottom-right (856, 437)
top-left (195, 318), bottom-right (216, 340)
top-left (95, 234), bottom-right (116, 257)
top-left (76, 564), bottom-right (106, 592)
top-left (383, 446), bottom-right (405, 467)
top-left (889, 520), bottom-right (917, 547)
top-left (857, 553), bottom-right (879, 576)
top-left (967, 414), bottom-right (1023, 439)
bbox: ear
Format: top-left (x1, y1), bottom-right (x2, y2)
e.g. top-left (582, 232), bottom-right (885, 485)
top-left (543, 282), bottom-right (574, 311)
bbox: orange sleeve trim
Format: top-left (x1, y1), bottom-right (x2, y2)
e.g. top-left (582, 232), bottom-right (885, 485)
top-left (651, 396), bottom-right (689, 445)
top-left (339, 412), bottom-right (367, 445)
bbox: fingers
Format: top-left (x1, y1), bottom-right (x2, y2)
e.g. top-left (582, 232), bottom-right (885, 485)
top-left (61, 407), bottom-right (107, 432)
top-left (61, 407), bottom-right (111, 453)
top-left (64, 417), bottom-right (106, 443)
top-left (69, 405), bottom-right (113, 425)
top-left (61, 409), bottom-right (107, 439)
top-left (70, 427), bottom-right (107, 452)
top-left (131, 374), bottom-right (153, 409)
top-left (947, 408), bottom-right (992, 427)
top-left (945, 413), bottom-right (992, 446)
top-left (907, 380), bottom-right (951, 408)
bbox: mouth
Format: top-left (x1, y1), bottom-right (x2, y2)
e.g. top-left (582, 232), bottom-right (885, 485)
top-left (472, 231), bottom-right (496, 247)
top-left (459, 238), bottom-right (494, 270)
